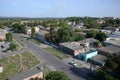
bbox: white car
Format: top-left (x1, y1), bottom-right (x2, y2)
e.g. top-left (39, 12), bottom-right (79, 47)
top-left (71, 60), bottom-right (77, 66)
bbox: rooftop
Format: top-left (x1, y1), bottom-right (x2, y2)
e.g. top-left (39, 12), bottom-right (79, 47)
top-left (79, 38), bottom-right (98, 43)
top-left (60, 42), bottom-right (84, 50)
top-left (98, 45), bottom-right (120, 54)
top-left (92, 54), bottom-right (107, 64)
top-left (37, 30), bottom-right (49, 36)
top-left (104, 37), bottom-right (120, 46)
top-left (84, 49), bottom-right (97, 54)
top-left (0, 29), bottom-right (7, 36)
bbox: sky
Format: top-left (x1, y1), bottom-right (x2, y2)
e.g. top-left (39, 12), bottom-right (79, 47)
top-left (0, 0), bottom-right (120, 18)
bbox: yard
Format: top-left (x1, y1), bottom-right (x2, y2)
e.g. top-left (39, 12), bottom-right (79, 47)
top-left (44, 47), bottom-right (69, 60)
top-left (0, 51), bottom-right (40, 80)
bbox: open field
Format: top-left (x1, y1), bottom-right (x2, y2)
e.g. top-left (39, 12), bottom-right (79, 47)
top-left (0, 51), bottom-right (40, 80)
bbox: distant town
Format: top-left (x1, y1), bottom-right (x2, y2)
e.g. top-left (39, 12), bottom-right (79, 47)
top-left (0, 16), bottom-right (120, 80)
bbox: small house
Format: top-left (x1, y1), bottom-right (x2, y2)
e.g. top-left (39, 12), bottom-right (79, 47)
top-left (78, 49), bottom-right (98, 61)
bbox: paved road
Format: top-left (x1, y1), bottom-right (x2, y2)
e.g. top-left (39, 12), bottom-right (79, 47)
top-left (11, 33), bottom-right (91, 80)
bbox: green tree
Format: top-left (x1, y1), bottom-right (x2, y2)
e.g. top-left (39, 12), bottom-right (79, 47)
top-left (31, 27), bottom-right (36, 39)
top-left (45, 71), bottom-right (69, 80)
top-left (105, 60), bottom-right (118, 71)
top-left (95, 32), bottom-right (108, 42)
top-left (6, 32), bottom-right (13, 42)
top-left (86, 30), bottom-right (107, 42)
top-left (95, 71), bottom-right (116, 80)
top-left (45, 30), bottom-right (59, 43)
top-left (20, 24), bottom-right (26, 33)
top-left (12, 23), bottom-right (26, 33)
top-left (74, 35), bottom-right (85, 41)
top-left (58, 26), bottom-right (74, 42)
top-left (9, 43), bottom-right (17, 51)
top-left (86, 30), bottom-right (98, 38)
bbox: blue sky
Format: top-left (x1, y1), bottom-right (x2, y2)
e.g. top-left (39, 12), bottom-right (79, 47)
top-left (0, 0), bottom-right (120, 18)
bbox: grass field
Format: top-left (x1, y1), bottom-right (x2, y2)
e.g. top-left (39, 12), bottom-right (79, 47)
top-left (44, 47), bottom-right (69, 60)
top-left (0, 51), bottom-right (40, 80)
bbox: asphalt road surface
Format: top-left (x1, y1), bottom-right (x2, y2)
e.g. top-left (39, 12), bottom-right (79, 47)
top-left (11, 33), bottom-right (91, 80)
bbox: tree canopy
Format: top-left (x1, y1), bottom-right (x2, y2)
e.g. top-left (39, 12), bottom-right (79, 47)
top-left (31, 27), bottom-right (36, 39)
top-left (6, 32), bottom-right (13, 42)
top-left (45, 71), bottom-right (69, 80)
top-left (58, 26), bottom-right (74, 42)
top-left (86, 30), bottom-right (108, 42)
top-left (12, 23), bottom-right (26, 33)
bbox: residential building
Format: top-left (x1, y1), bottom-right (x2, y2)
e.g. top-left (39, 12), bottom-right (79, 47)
top-left (104, 26), bottom-right (117, 32)
top-left (79, 38), bottom-right (99, 47)
top-left (0, 29), bottom-right (8, 41)
top-left (97, 19), bottom-right (105, 24)
top-left (26, 27), bottom-right (31, 35)
top-left (104, 37), bottom-right (120, 47)
top-left (60, 38), bottom-right (99, 56)
top-left (60, 42), bottom-right (87, 56)
top-left (26, 26), bottom-right (40, 35)
top-left (91, 54), bottom-right (107, 66)
top-left (98, 45), bottom-right (120, 55)
top-left (36, 30), bottom-right (49, 42)
top-left (78, 49), bottom-right (98, 61)
top-left (23, 72), bottom-right (43, 80)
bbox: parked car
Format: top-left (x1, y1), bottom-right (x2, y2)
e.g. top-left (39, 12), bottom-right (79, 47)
top-left (70, 60), bottom-right (77, 66)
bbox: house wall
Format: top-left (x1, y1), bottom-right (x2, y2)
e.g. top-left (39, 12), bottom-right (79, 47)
top-left (85, 50), bottom-right (98, 61)
top-left (23, 72), bottom-right (43, 80)
top-left (60, 46), bottom-right (74, 56)
top-left (0, 35), bottom-right (6, 40)
top-left (78, 50), bottom-right (98, 61)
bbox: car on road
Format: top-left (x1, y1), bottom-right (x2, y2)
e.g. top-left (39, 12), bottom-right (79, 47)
top-left (70, 60), bottom-right (77, 66)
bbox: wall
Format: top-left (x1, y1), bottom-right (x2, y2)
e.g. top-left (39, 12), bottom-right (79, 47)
top-left (85, 50), bottom-right (98, 61)
top-left (78, 50), bottom-right (98, 61)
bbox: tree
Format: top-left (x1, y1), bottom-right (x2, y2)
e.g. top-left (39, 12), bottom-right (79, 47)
top-left (86, 30), bottom-right (98, 38)
top-left (31, 27), bottom-right (36, 39)
top-left (12, 23), bottom-right (26, 33)
top-left (20, 24), bottom-right (26, 33)
top-left (6, 32), bottom-right (13, 42)
top-left (105, 59), bottom-right (118, 71)
top-left (45, 71), bottom-right (69, 80)
top-left (86, 30), bottom-right (107, 42)
top-left (9, 43), bottom-right (17, 51)
top-left (95, 32), bottom-right (108, 42)
top-left (45, 30), bottom-right (59, 43)
top-left (58, 26), bottom-right (74, 42)
top-left (74, 35), bottom-right (85, 41)
top-left (95, 71), bottom-right (116, 80)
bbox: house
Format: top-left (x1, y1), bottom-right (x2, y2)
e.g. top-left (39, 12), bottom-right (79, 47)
top-left (26, 27), bottom-right (31, 35)
top-left (26, 26), bottom-right (40, 35)
top-left (108, 32), bottom-right (120, 39)
top-left (97, 19), bottom-right (105, 24)
top-left (60, 42), bottom-right (87, 56)
top-left (104, 26), bottom-right (117, 32)
top-left (104, 37), bottom-right (120, 47)
top-left (36, 30), bottom-right (49, 42)
top-left (98, 45), bottom-right (120, 55)
top-left (60, 38), bottom-right (99, 56)
top-left (0, 29), bottom-right (8, 41)
top-left (78, 49), bottom-right (98, 61)
top-left (79, 38), bottom-right (99, 48)
top-left (91, 54), bottom-right (107, 66)
top-left (23, 72), bottom-right (43, 80)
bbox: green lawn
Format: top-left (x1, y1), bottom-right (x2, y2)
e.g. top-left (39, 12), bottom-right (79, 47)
top-left (0, 51), bottom-right (40, 80)
top-left (44, 47), bottom-right (69, 60)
